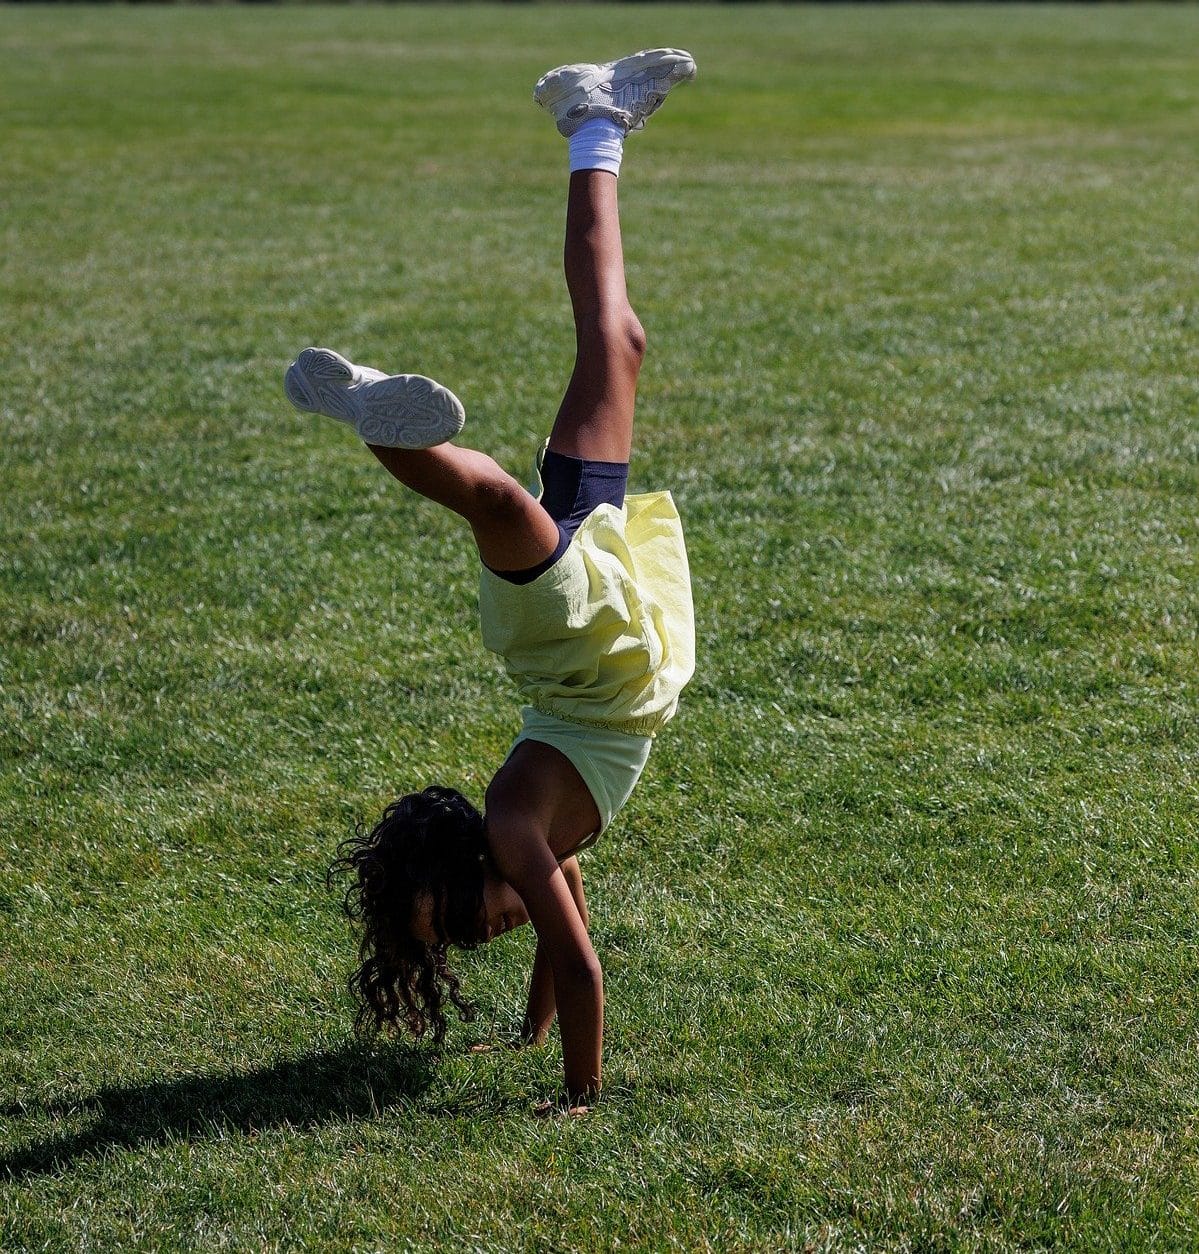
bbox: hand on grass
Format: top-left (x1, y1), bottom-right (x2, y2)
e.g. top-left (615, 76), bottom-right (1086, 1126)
top-left (533, 1098), bottom-right (590, 1118)
top-left (468, 1024), bottom-right (550, 1054)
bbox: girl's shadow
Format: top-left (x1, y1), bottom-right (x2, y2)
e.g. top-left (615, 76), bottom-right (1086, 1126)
top-left (1, 1042), bottom-right (435, 1180)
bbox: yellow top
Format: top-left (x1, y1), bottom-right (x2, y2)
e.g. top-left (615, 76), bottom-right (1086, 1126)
top-left (478, 487), bottom-right (695, 739)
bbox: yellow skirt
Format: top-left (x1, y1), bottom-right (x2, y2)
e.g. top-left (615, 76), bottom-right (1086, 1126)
top-left (478, 489), bottom-right (695, 738)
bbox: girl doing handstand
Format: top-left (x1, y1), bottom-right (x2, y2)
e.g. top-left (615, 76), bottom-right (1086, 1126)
top-left (286, 49), bottom-right (697, 1110)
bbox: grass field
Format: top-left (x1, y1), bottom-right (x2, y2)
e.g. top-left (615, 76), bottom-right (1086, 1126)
top-left (3, 3), bottom-right (1199, 1248)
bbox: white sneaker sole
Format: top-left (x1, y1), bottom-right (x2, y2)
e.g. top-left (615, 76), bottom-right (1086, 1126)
top-left (534, 48), bottom-right (696, 136)
top-left (284, 347), bottom-right (466, 449)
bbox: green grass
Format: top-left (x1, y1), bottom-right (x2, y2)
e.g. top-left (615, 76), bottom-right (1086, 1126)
top-left (3, 3), bottom-right (1199, 1248)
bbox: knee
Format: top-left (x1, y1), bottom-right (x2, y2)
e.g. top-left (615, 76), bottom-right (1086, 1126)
top-left (470, 474), bottom-right (530, 527)
top-left (585, 310), bottom-right (646, 371)
top-left (625, 313), bottom-right (647, 365)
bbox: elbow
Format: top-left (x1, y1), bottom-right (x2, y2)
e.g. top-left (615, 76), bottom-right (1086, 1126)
top-left (562, 952), bottom-right (603, 992)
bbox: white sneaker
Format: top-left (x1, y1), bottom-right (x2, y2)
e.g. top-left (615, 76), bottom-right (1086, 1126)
top-left (284, 347), bottom-right (466, 449)
top-left (534, 48), bottom-right (696, 138)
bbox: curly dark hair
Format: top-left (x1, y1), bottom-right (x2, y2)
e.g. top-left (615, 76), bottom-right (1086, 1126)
top-left (328, 785), bottom-right (489, 1045)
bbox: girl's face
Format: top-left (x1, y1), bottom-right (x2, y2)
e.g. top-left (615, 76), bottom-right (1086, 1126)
top-left (409, 872), bottom-right (530, 946)
top-left (478, 871), bottom-right (530, 942)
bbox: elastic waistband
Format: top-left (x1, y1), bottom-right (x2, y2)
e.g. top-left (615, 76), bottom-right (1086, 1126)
top-left (530, 697), bottom-right (663, 739)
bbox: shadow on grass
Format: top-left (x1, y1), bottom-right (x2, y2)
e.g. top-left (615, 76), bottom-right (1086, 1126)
top-left (1, 1041), bottom-right (435, 1180)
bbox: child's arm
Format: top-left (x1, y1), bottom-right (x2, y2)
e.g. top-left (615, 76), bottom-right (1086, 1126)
top-left (486, 822), bottom-right (603, 1101)
top-left (522, 857), bottom-right (588, 1045)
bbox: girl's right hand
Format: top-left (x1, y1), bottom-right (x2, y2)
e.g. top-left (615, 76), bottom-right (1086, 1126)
top-left (534, 1098), bottom-right (589, 1118)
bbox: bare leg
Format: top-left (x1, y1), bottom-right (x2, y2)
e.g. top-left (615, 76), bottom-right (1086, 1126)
top-left (363, 442), bottom-right (560, 573)
top-left (549, 171), bottom-right (646, 464)
top-left (357, 171), bottom-right (640, 566)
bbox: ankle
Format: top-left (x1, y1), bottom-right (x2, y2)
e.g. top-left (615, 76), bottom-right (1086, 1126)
top-left (568, 118), bottom-right (625, 177)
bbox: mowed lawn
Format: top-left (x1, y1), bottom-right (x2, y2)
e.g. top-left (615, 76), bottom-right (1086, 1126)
top-left (3, 4), bottom-right (1199, 1248)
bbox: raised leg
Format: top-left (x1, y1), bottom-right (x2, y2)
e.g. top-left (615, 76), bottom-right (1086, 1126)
top-left (549, 171), bottom-right (645, 464)
top-left (361, 166), bottom-right (642, 568)
top-left (290, 47), bottom-right (695, 571)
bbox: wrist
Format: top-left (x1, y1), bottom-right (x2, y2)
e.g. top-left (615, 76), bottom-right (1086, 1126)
top-left (520, 1017), bottom-right (551, 1047)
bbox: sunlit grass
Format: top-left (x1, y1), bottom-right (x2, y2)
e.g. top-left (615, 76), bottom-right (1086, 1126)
top-left (3, 5), bottom-right (1199, 1249)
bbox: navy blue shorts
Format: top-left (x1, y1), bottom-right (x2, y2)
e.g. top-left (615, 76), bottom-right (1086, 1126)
top-left (487, 447), bottom-right (629, 586)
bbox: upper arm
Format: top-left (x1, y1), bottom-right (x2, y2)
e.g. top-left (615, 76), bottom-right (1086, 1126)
top-left (561, 856), bottom-right (589, 929)
top-left (487, 818), bottom-right (597, 980)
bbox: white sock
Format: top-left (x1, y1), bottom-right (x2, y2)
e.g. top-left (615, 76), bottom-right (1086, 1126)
top-left (568, 118), bottom-right (625, 177)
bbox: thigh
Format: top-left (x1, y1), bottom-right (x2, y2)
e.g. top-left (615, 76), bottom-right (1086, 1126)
top-left (546, 315), bottom-right (644, 464)
top-left (548, 388), bottom-right (636, 464)
top-left (366, 442), bottom-right (561, 572)
top-left (540, 447), bottom-right (628, 525)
